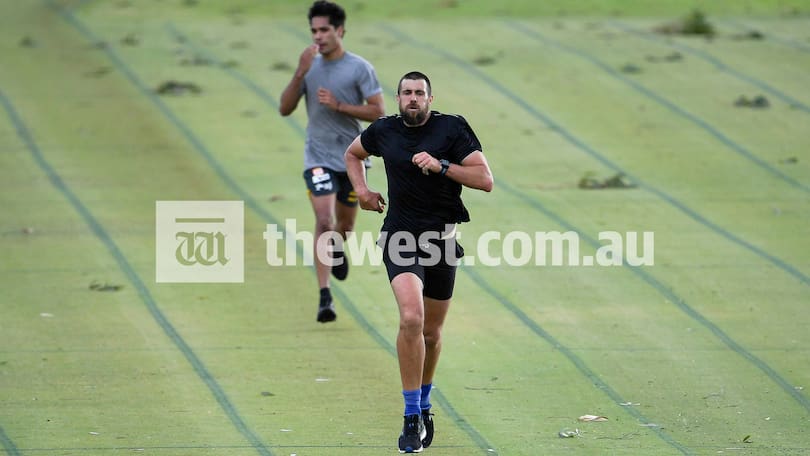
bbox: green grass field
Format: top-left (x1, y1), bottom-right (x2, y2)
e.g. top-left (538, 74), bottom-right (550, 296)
top-left (1, 0), bottom-right (809, 454)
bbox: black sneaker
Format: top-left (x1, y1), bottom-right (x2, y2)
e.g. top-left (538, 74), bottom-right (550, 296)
top-left (398, 414), bottom-right (424, 453)
top-left (316, 293), bottom-right (336, 323)
top-left (331, 251), bottom-right (348, 281)
top-left (421, 410), bottom-right (434, 448)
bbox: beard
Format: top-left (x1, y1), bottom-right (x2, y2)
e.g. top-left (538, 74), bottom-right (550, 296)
top-left (400, 105), bottom-right (429, 126)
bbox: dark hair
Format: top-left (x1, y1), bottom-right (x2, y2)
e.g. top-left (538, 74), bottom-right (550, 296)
top-left (308, 1), bottom-right (346, 29)
top-left (397, 71), bottom-right (432, 96)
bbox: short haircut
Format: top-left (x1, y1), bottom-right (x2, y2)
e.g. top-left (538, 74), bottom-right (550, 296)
top-left (397, 71), bottom-right (432, 96)
top-left (308, 1), bottom-right (346, 29)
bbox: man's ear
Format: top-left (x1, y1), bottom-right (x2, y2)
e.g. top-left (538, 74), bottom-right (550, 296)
top-left (337, 25), bottom-right (345, 38)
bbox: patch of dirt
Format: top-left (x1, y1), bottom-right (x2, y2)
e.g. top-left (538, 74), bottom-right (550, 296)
top-left (654, 9), bottom-right (715, 38)
top-left (734, 95), bottom-right (769, 109)
top-left (578, 172), bottom-right (637, 189)
top-left (155, 80), bottom-right (202, 95)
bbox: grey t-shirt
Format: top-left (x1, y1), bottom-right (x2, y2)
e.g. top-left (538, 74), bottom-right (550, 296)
top-left (301, 51), bottom-right (382, 172)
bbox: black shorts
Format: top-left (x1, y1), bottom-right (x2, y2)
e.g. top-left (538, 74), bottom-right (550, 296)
top-left (303, 167), bottom-right (358, 207)
top-left (380, 233), bottom-right (465, 301)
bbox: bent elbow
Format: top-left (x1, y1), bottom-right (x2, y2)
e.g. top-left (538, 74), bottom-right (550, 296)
top-left (480, 174), bottom-right (494, 192)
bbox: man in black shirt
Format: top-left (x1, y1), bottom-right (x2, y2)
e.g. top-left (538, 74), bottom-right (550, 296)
top-left (345, 71), bottom-right (493, 453)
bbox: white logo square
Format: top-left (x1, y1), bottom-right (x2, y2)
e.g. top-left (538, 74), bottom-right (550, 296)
top-left (155, 201), bottom-right (244, 283)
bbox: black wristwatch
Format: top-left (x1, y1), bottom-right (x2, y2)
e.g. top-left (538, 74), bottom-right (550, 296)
top-left (439, 159), bottom-right (450, 176)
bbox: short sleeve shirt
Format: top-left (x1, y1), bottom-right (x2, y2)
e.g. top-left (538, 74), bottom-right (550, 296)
top-left (360, 111), bottom-right (482, 233)
top-left (302, 52), bottom-right (382, 172)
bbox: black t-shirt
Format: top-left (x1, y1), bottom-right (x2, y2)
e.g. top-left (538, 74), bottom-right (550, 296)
top-left (360, 111), bottom-right (482, 233)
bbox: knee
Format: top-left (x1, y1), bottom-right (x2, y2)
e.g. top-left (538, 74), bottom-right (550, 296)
top-left (423, 329), bottom-right (442, 350)
top-left (399, 311), bottom-right (424, 336)
top-left (314, 215), bottom-right (334, 235)
top-left (335, 218), bottom-right (354, 237)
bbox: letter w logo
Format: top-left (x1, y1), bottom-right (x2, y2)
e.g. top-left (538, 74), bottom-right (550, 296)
top-left (175, 231), bottom-right (229, 266)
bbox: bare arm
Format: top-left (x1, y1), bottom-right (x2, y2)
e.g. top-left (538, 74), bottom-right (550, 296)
top-left (411, 150), bottom-right (494, 192)
top-left (345, 136), bottom-right (386, 212)
top-left (318, 91), bottom-right (385, 122)
top-left (279, 45), bottom-right (317, 116)
top-left (338, 92), bottom-right (385, 122)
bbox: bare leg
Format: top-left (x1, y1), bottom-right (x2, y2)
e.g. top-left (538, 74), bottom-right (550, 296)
top-left (391, 273), bottom-right (425, 391)
top-left (422, 296), bottom-right (450, 386)
top-left (334, 200), bottom-right (358, 240)
top-left (309, 193), bottom-right (336, 289)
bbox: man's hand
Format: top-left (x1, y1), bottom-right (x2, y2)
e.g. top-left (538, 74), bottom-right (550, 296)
top-left (317, 87), bottom-right (339, 111)
top-left (357, 190), bottom-right (386, 213)
top-left (411, 151), bottom-right (440, 175)
top-left (296, 44), bottom-right (318, 77)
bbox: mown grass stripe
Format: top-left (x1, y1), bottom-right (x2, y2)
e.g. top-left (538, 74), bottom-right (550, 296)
top-left (497, 180), bottom-right (810, 414)
top-left (461, 266), bottom-right (692, 455)
top-left (32, 5), bottom-right (275, 456)
top-left (509, 20), bottom-right (810, 194)
top-left (0, 425), bottom-right (21, 456)
top-left (381, 24), bottom-right (810, 288)
top-left (609, 20), bottom-right (810, 114)
top-left (381, 24), bottom-right (810, 414)
top-left (2, 85), bottom-right (277, 454)
top-left (164, 23), bottom-right (499, 454)
top-left (719, 19), bottom-right (810, 54)
top-left (1, 85), bottom-right (273, 456)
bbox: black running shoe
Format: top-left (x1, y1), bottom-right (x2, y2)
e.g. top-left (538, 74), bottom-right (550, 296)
top-left (398, 414), bottom-right (424, 453)
top-left (421, 410), bottom-right (434, 448)
top-left (317, 297), bottom-right (336, 323)
top-left (331, 251), bottom-right (348, 281)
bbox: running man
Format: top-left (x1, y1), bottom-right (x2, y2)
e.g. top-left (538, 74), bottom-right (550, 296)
top-left (345, 71), bottom-right (493, 453)
top-left (279, 0), bottom-right (384, 323)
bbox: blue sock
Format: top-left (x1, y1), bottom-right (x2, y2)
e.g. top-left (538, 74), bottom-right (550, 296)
top-left (420, 383), bottom-right (433, 411)
top-left (403, 389), bottom-right (421, 416)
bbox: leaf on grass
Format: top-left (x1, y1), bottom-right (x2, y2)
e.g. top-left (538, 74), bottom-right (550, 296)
top-left (743, 435), bottom-right (752, 443)
top-left (578, 414), bottom-right (608, 422)
top-left (558, 428), bottom-right (580, 438)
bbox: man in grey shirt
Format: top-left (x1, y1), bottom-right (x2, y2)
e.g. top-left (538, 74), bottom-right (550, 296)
top-left (279, 0), bottom-right (384, 323)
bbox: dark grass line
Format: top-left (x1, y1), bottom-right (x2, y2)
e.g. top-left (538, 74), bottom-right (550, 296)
top-left (0, 87), bottom-right (274, 456)
top-left (165, 24), bottom-right (305, 137)
top-left (162, 22), bottom-right (498, 454)
top-left (380, 25), bottom-right (810, 288)
top-left (608, 20), bottom-right (810, 114)
top-left (497, 180), bottom-right (810, 413)
top-left (379, 25), bottom-right (810, 414)
top-left (26, 5), bottom-right (275, 456)
top-left (460, 266), bottom-right (692, 454)
top-left (719, 19), bottom-right (810, 54)
top-left (509, 20), bottom-right (810, 195)
top-left (0, 425), bottom-right (21, 456)
top-left (2, 87), bottom-right (273, 456)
